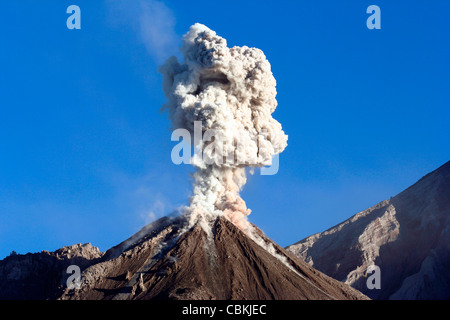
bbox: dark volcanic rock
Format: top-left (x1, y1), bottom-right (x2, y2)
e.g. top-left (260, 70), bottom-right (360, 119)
top-left (1, 215), bottom-right (368, 300)
top-left (55, 216), bottom-right (367, 300)
top-left (0, 243), bottom-right (103, 300)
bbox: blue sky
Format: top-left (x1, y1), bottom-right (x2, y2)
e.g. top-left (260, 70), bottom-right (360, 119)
top-left (0, 0), bottom-right (449, 259)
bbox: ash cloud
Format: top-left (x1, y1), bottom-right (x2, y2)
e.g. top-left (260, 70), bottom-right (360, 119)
top-left (159, 23), bottom-right (288, 232)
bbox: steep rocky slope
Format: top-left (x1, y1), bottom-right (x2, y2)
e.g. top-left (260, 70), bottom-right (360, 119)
top-left (58, 216), bottom-right (368, 300)
top-left (0, 243), bottom-right (103, 299)
top-left (0, 215), bottom-right (369, 300)
top-left (287, 161), bottom-right (450, 299)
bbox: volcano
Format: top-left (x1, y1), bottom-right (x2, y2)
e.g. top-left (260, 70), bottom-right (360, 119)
top-left (0, 215), bottom-right (368, 300)
top-left (59, 216), bottom-right (368, 300)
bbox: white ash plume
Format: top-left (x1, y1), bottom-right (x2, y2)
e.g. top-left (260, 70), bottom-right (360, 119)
top-left (159, 23), bottom-right (288, 232)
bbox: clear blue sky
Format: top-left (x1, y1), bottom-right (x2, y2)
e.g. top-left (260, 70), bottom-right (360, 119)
top-left (1, 0), bottom-right (449, 259)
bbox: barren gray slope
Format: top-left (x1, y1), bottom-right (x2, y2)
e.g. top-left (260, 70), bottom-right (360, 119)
top-left (287, 161), bottom-right (450, 300)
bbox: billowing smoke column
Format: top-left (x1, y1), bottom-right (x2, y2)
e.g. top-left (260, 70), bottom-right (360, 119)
top-left (159, 23), bottom-right (287, 232)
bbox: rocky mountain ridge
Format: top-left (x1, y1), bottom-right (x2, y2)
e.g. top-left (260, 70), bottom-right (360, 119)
top-left (0, 243), bottom-right (103, 299)
top-left (287, 161), bottom-right (450, 299)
